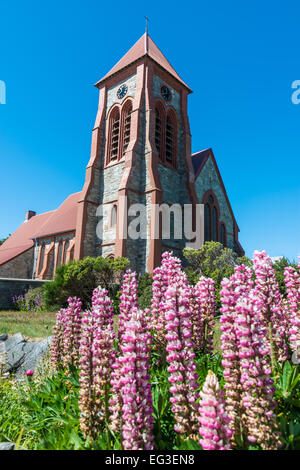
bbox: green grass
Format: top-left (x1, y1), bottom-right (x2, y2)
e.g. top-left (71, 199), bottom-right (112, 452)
top-left (0, 311), bottom-right (56, 338)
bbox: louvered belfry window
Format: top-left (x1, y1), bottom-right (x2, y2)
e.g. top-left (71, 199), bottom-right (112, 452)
top-left (155, 108), bottom-right (163, 158)
top-left (122, 104), bottom-right (132, 155)
top-left (110, 110), bottom-right (120, 161)
top-left (166, 115), bottom-right (174, 163)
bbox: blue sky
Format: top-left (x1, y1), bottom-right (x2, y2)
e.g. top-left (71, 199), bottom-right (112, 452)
top-left (0, 0), bottom-right (299, 260)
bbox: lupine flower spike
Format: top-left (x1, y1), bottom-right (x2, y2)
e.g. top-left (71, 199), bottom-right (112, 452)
top-left (191, 277), bottom-right (216, 353)
top-left (118, 269), bottom-right (139, 339)
top-left (198, 371), bottom-right (232, 450)
top-left (62, 297), bottom-right (83, 367)
top-left (78, 287), bottom-right (115, 439)
top-left (164, 284), bottom-right (199, 438)
top-left (117, 308), bottom-right (154, 450)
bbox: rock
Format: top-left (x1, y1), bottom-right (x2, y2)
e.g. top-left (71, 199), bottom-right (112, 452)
top-left (4, 342), bottom-right (27, 373)
top-left (5, 333), bottom-right (25, 352)
top-left (16, 337), bottom-right (52, 376)
top-left (1, 333), bottom-right (52, 377)
top-left (0, 334), bottom-right (8, 341)
top-left (0, 442), bottom-right (15, 450)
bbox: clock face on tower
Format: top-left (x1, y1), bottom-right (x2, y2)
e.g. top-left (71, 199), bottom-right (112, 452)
top-left (160, 85), bottom-right (172, 102)
top-left (117, 84), bottom-right (128, 99)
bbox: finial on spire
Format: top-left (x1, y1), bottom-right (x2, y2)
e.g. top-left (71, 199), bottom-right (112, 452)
top-left (145, 16), bottom-right (149, 34)
top-left (144, 16), bottom-right (149, 53)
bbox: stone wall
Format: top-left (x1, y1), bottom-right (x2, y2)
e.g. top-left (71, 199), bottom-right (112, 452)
top-left (0, 248), bottom-right (34, 279)
top-left (0, 278), bottom-right (48, 310)
top-left (194, 155), bottom-right (235, 249)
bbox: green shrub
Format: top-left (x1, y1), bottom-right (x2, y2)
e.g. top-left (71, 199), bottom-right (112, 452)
top-left (183, 242), bottom-right (253, 313)
top-left (183, 241), bottom-right (253, 284)
top-left (43, 256), bottom-right (129, 310)
top-left (272, 257), bottom-right (298, 297)
top-left (138, 285), bottom-right (153, 310)
top-left (138, 273), bottom-right (153, 310)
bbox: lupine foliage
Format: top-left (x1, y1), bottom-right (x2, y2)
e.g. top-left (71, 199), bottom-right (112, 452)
top-left (1, 251), bottom-right (300, 450)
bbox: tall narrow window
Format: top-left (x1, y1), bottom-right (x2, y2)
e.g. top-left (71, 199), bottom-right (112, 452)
top-left (110, 204), bottom-right (117, 228)
top-left (204, 204), bottom-right (211, 241)
top-left (166, 115), bottom-right (174, 164)
top-left (63, 239), bottom-right (69, 265)
top-left (212, 207), bottom-right (218, 241)
top-left (203, 192), bottom-right (220, 243)
top-left (122, 103), bottom-right (132, 155)
top-left (155, 108), bottom-right (163, 158)
top-left (56, 241), bottom-right (63, 268)
top-left (38, 243), bottom-right (45, 275)
top-left (165, 110), bottom-right (177, 167)
top-left (108, 108), bottom-right (120, 163)
top-left (220, 223), bottom-right (226, 246)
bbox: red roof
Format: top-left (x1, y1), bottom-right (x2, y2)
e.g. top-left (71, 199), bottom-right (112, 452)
top-left (96, 33), bottom-right (191, 91)
top-left (0, 192), bottom-right (80, 267)
top-left (33, 192), bottom-right (80, 238)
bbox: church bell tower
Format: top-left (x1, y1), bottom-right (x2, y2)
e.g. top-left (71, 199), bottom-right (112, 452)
top-left (74, 31), bottom-right (198, 273)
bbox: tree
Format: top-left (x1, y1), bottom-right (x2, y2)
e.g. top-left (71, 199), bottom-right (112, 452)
top-left (183, 241), bottom-right (252, 286)
top-left (272, 256), bottom-right (298, 296)
top-left (43, 256), bottom-right (129, 310)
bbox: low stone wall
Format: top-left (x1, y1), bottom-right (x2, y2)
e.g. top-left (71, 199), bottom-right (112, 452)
top-left (0, 278), bottom-right (48, 310)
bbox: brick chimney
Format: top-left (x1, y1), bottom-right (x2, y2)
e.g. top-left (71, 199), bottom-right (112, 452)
top-left (25, 210), bottom-right (36, 221)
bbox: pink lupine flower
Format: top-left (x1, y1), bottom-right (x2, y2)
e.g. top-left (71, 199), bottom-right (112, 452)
top-left (164, 283), bottom-right (199, 438)
top-left (62, 297), bottom-right (83, 367)
top-left (151, 251), bottom-right (187, 331)
top-left (117, 308), bottom-right (154, 450)
top-left (118, 269), bottom-right (139, 339)
top-left (50, 310), bottom-right (65, 368)
top-left (219, 265), bottom-right (253, 435)
top-left (191, 277), bottom-right (216, 353)
top-left (234, 292), bottom-right (281, 449)
top-left (198, 371), bottom-right (232, 450)
top-left (284, 265), bottom-right (300, 355)
top-left (151, 252), bottom-right (188, 360)
top-left (253, 250), bottom-right (288, 363)
top-left (78, 287), bottom-right (115, 439)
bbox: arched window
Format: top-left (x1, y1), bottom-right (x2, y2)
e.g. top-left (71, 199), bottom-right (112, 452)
top-left (153, 102), bottom-right (177, 168)
top-left (155, 107), bottom-right (163, 159)
top-left (212, 207), bottom-right (218, 241)
top-left (203, 192), bottom-right (220, 242)
top-left (107, 107), bottom-right (120, 163)
top-left (122, 102), bottom-right (132, 155)
top-left (110, 204), bottom-right (117, 228)
top-left (165, 111), bottom-right (177, 167)
top-left (220, 223), bottom-right (226, 247)
top-left (204, 204), bottom-right (211, 241)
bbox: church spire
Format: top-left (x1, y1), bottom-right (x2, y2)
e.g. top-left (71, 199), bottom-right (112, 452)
top-left (95, 31), bottom-right (191, 92)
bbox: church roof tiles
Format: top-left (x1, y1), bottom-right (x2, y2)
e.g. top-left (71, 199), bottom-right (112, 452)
top-left (0, 192), bottom-right (80, 267)
top-left (95, 33), bottom-right (191, 91)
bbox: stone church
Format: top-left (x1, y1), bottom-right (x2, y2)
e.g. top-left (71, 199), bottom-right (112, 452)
top-left (0, 32), bottom-right (244, 280)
